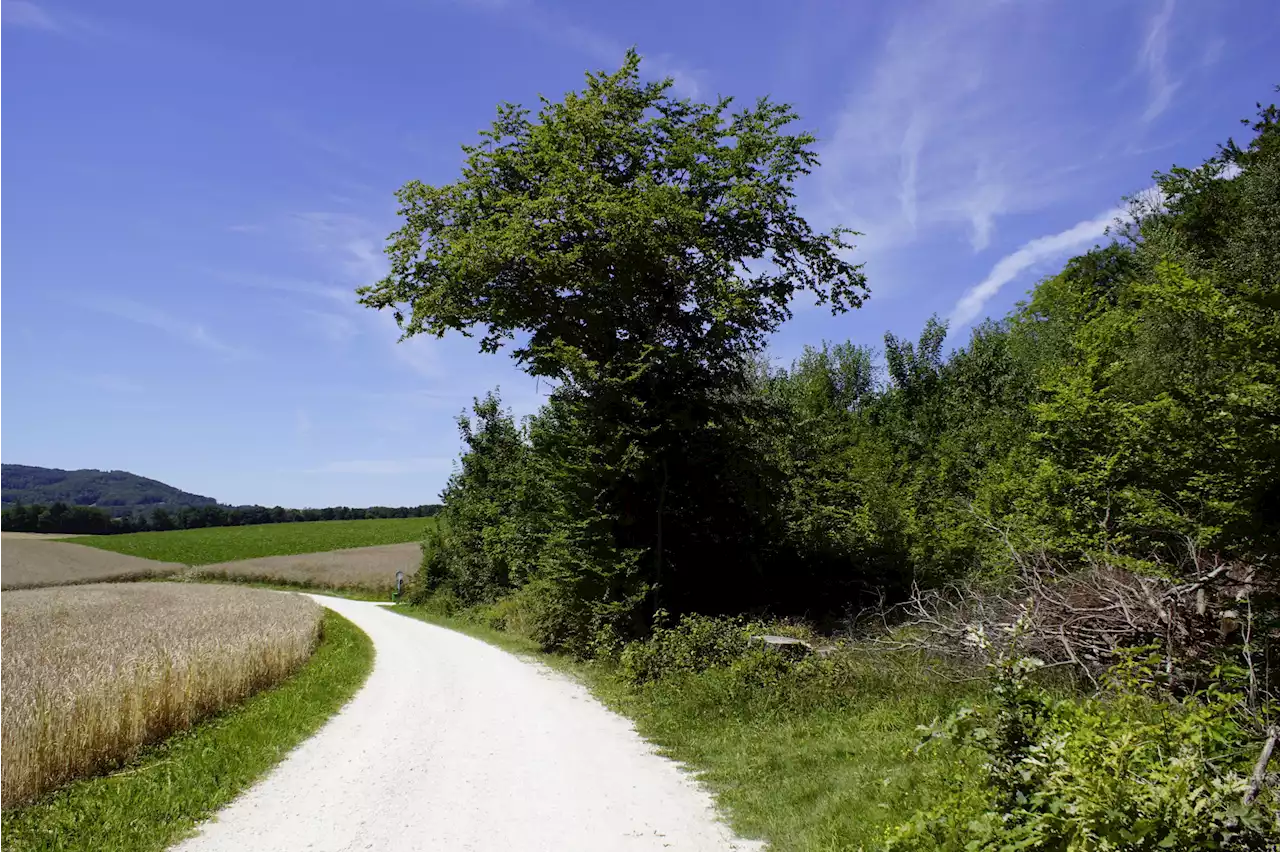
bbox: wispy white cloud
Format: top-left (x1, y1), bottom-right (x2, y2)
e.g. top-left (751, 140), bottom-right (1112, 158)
top-left (307, 457), bottom-right (454, 475)
top-left (81, 297), bottom-right (252, 360)
top-left (948, 205), bottom-right (1124, 330)
top-left (1139, 0), bottom-right (1179, 123)
top-left (264, 111), bottom-right (383, 174)
top-left (2, 0), bottom-right (105, 38)
top-left (953, 164), bottom-right (1231, 328)
top-left (283, 211), bottom-right (450, 376)
top-left (1200, 35), bottom-right (1225, 69)
top-left (391, 333), bottom-right (440, 377)
top-left (3, 0), bottom-right (58, 30)
top-left (301, 308), bottom-right (360, 344)
top-left (291, 212), bottom-right (389, 285)
top-left (448, 0), bottom-right (705, 97)
top-left (213, 268), bottom-right (366, 347)
top-left (223, 271), bottom-right (355, 306)
top-left (816, 0), bottom-right (1083, 261)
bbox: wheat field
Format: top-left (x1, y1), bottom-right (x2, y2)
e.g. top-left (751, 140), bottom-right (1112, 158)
top-left (193, 542), bottom-right (420, 592)
top-left (0, 536), bottom-right (183, 590)
top-left (1, 583), bottom-right (322, 808)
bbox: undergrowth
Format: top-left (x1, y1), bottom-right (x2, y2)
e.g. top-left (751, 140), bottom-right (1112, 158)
top-left (888, 641), bottom-right (1277, 851)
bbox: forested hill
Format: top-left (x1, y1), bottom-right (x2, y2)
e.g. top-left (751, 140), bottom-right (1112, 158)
top-left (1, 464), bottom-right (217, 516)
top-left (1, 463), bottom-right (444, 534)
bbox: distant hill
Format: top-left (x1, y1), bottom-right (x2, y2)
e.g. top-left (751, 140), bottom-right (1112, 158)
top-left (1, 464), bottom-right (218, 517)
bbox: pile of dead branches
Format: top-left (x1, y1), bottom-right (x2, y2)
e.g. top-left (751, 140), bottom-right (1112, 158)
top-left (859, 544), bottom-right (1277, 693)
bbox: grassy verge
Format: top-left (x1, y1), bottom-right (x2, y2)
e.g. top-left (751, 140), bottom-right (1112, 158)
top-left (392, 604), bottom-right (982, 851)
top-left (16, 573), bottom-right (396, 601)
top-left (1, 609), bottom-right (375, 852)
top-left (164, 574), bottom-right (394, 602)
top-left (585, 664), bottom-right (981, 850)
top-left (393, 605), bottom-right (548, 657)
top-left (66, 517), bottom-right (434, 565)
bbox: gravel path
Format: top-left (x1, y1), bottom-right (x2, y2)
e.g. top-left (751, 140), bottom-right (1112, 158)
top-left (174, 596), bottom-right (763, 852)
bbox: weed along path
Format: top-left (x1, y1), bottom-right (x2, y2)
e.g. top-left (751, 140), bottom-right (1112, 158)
top-left (174, 595), bottom-right (762, 852)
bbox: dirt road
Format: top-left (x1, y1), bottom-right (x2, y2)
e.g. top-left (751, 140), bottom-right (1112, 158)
top-left (174, 595), bottom-right (762, 852)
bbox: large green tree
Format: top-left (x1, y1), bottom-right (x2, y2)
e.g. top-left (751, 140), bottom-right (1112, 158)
top-left (360, 50), bottom-right (865, 382)
top-left (363, 52), bottom-right (867, 650)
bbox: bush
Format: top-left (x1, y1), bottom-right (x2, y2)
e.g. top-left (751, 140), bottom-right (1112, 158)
top-left (886, 646), bottom-right (1277, 851)
top-left (474, 594), bottom-right (535, 636)
top-left (619, 614), bottom-right (770, 685)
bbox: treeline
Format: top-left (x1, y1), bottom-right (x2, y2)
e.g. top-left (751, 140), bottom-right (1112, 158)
top-left (373, 59), bottom-right (1278, 657)
top-left (1, 501), bottom-right (443, 535)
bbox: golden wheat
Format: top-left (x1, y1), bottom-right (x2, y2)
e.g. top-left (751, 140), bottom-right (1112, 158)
top-left (0, 583), bottom-right (321, 808)
top-left (194, 542), bottom-right (420, 592)
top-left (0, 537), bottom-right (182, 590)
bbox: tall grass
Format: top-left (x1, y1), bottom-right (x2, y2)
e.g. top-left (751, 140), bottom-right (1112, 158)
top-left (588, 654), bottom-right (983, 851)
top-left (1, 583), bottom-right (321, 807)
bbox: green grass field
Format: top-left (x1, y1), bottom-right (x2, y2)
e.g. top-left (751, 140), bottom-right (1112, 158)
top-left (68, 517), bottom-right (435, 565)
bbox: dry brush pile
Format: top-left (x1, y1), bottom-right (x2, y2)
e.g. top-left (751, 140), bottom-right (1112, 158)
top-left (1, 583), bottom-right (322, 807)
top-left (860, 543), bottom-right (1278, 696)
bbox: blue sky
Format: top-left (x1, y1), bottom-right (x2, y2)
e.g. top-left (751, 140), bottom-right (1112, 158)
top-left (2, 0), bottom-right (1276, 508)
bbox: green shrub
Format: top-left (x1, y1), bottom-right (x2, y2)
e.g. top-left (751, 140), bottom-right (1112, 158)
top-left (407, 522), bottom-right (452, 604)
top-left (473, 588), bottom-right (545, 640)
top-left (619, 613), bottom-right (771, 685)
top-left (886, 646), bottom-right (1277, 851)
top-left (617, 613), bottom-right (962, 711)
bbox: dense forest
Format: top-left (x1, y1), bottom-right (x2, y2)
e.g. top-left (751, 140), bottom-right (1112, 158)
top-left (363, 56), bottom-right (1279, 848)
top-left (369, 58), bottom-right (1276, 651)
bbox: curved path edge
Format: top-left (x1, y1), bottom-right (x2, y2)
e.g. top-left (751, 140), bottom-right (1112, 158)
top-left (173, 595), bottom-right (764, 852)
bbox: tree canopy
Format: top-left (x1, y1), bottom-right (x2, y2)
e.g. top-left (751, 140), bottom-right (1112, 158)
top-left (359, 49), bottom-right (865, 384)
top-left (371, 66), bottom-right (1279, 655)
top-left (363, 52), bottom-right (869, 651)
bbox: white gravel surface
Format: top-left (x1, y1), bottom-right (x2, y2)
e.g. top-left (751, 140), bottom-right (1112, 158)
top-left (173, 595), bottom-right (764, 852)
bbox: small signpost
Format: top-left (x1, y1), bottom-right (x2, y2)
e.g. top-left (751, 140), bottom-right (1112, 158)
top-left (394, 571), bottom-right (405, 601)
